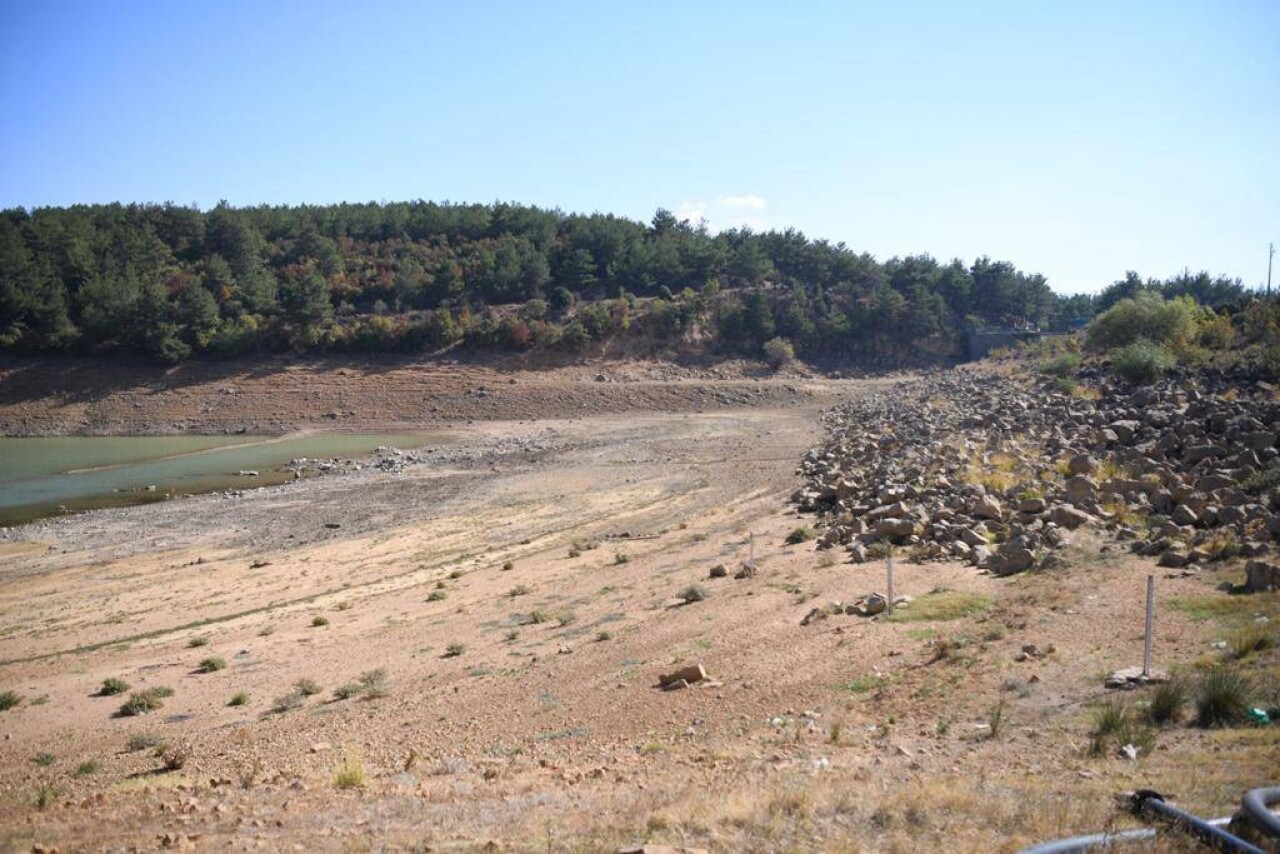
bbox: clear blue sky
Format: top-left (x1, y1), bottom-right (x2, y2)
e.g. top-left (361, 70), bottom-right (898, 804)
top-left (2, 1), bottom-right (1276, 294)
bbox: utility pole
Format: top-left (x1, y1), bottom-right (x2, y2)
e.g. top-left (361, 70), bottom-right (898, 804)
top-left (1268, 242), bottom-right (1274, 296)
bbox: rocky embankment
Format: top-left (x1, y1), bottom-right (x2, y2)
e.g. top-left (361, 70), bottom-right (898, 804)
top-left (794, 368), bottom-right (1280, 589)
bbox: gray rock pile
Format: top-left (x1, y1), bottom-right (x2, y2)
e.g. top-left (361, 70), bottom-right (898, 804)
top-left (793, 369), bottom-right (1280, 579)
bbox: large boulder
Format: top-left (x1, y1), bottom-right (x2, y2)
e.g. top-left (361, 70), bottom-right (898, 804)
top-left (988, 547), bottom-right (1035, 576)
top-left (972, 495), bottom-right (1005, 521)
top-left (1244, 560), bottom-right (1280, 592)
top-left (874, 518), bottom-right (917, 539)
top-left (1064, 475), bottom-right (1098, 505)
top-left (1048, 504), bottom-right (1091, 530)
top-left (1068, 454), bottom-right (1099, 476)
top-left (1110, 420), bottom-right (1142, 443)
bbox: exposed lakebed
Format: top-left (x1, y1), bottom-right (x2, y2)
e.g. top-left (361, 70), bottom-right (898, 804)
top-left (0, 432), bottom-right (442, 526)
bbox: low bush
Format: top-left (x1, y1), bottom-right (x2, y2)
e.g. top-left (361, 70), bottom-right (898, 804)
top-left (359, 668), bottom-right (389, 699)
top-left (1039, 353), bottom-right (1080, 377)
top-left (1086, 293), bottom-right (1200, 352)
top-left (1111, 338), bottom-right (1175, 384)
top-left (98, 677), bottom-right (130, 696)
top-left (785, 526), bottom-right (815, 545)
top-left (763, 336), bottom-right (796, 369)
top-left (294, 678), bottom-right (321, 697)
top-left (126, 732), bottom-right (165, 752)
top-left (118, 686), bottom-right (174, 717)
top-left (335, 754), bottom-right (365, 789)
top-left (1146, 679), bottom-right (1187, 725)
top-left (1227, 623), bottom-right (1275, 660)
top-left (333, 683), bottom-right (362, 700)
top-left (1195, 666), bottom-right (1252, 727)
top-left (678, 585), bottom-right (709, 604)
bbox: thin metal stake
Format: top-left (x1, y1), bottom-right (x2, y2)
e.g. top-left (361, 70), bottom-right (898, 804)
top-left (886, 546), bottom-right (895, 615)
top-left (1143, 574), bottom-right (1155, 678)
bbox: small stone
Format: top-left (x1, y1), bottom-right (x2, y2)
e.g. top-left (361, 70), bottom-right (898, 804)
top-left (659, 664), bottom-right (707, 689)
top-left (1105, 666), bottom-right (1169, 689)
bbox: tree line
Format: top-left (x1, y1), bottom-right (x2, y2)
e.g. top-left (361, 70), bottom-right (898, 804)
top-left (0, 200), bottom-right (1253, 363)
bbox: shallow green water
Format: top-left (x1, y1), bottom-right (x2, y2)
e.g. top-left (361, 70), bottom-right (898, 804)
top-left (0, 433), bottom-right (437, 526)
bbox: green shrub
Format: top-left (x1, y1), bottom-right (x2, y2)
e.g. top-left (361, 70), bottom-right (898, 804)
top-left (333, 683), bottom-right (363, 700)
top-left (785, 526), bottom-right (815, 545)
top-left (1039, 353), bottom-right (1080, 377)
top-left (34, 784), bottom-right (59, 810)
top-left (677, 585), bottom-right (709, 604)
top-left (1086, 293), bottom-right (1201, 352)
top-left (334, 754), bottom-right (365, 789)
top-left (1198, 311), bottom-right (1234, 349)
top-left (187, 637), bottom-right (209, 648)
top-left (196, 657), bottom-right (227, 673)
top-left (1111, 338), bottom-right (1175, 384)
top-left (119, 686), bottom-right (173, 717)
top-left (311, 616), bottom-right (330, 628)
top-left (1228, 623), bottom-right (1275, 660)
top-left (1146, 679), bottom-right (1186, 726)
top-left (358, 669), bottom-right (388, 699)
top-left (763, 336), bottom-right (796, 369)
top-left (443, 642), bottom-right (465, 657)
top-left (1195, 666), bottom-right (1252, 727)
top-left (74, 759), bottom-right (100, 777)
top-left (294, 678), bottom-right (321, 697)
top-left (272, 690), bottom-right (306, 714)
top-left (98, 677), bottom-right (130, 696)
top-left (228, 691), bottom-right (249, 707)
top-left (1089, 698), bottom-right (1156, 756)
top-left (0, 691), bottom-right (22, 711)
top-left (126, 732), bottom-right (165, 752)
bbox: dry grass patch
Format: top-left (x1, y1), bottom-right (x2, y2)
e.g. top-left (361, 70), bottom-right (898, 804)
top-left (886, 591), bottom-right (992, 623)
top-left (1169, 592), bottom-right (1279, 627)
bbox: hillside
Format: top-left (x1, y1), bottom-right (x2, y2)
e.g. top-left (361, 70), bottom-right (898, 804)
top-left (2, 201), bottom-right (1250, 368)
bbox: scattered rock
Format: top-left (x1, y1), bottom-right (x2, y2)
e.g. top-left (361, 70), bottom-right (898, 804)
top-left (1105, 666), bottom-right (1169, 689)
top-left (659, 664), bottom-right (708, 689)
top-left (1244, 560), bottom-right (1280, 593)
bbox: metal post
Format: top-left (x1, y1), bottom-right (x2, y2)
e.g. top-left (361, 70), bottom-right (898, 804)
top-left (1268, 242), bottom-right (1274, 296)
top-left (886, 546), bottom-right (895, 615)
top-left (1143, 575), bottom-right (1155, 678)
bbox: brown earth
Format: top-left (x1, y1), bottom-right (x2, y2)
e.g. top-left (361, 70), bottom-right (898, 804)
top-left (0, 358), bottom-right (1275, 852)
top-left (0, 356), bottom-right (846, 436)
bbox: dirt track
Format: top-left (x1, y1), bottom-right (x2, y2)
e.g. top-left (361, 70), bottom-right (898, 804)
top-left (0, 359), bottom-right (1273, 851)
top-left (0, 356), bottom-right (837, 436)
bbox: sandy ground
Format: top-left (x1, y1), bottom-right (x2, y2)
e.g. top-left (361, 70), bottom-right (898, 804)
top-left (0, 360), bottom-right (1276, 852)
